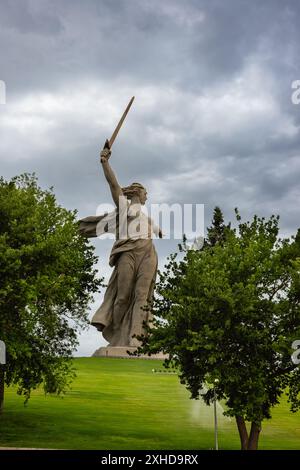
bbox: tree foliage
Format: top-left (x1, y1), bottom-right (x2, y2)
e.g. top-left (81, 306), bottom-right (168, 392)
top-left (0, 174), bottom-right (102, 402)
top-left (205, 206), bottom-right (231, 247)
top-left (139, 208), bottom-right (300, 449)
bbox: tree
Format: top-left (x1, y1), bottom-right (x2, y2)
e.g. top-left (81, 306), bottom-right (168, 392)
top-left (0, 174), bottom-right (102, 406)
top-left (205, 206), bottom-right (231, 247)
top-left (139, 211), bottom-right (300, 450)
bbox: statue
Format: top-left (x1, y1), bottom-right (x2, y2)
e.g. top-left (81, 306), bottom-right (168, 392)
top-left (79, 98), bottom-right (162, 348)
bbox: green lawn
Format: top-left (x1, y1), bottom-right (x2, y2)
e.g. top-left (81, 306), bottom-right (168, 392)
top-left (0, 357), bottom-right (299, 450)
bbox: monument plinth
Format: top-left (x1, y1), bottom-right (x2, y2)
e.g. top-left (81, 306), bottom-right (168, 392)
top-left (93, 346), bottom-right (168, 360)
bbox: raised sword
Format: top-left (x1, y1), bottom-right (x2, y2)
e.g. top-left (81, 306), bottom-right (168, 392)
top-left (103, 96), bottom-right (135, 149)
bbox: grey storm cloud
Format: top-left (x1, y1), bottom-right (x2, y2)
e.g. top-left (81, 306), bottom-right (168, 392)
top-left (1, 0), bottom-right (300, 354)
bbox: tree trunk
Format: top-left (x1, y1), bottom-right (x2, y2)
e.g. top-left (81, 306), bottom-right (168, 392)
top-left (0, 365), bottom-right (4, 413)
top-left (235, 415), bottom-right (249, 450)
top-left (247, 422), bottom-right (261, 450)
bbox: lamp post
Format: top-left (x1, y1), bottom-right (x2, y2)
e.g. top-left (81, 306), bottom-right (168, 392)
top-left (0, 341), bottom-right (6, 413)
top-left (213, 378), bottom-right (219, 450)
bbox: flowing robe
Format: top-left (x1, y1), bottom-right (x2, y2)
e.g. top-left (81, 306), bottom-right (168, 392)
top-left (79, 201), bottom-right (158, 346)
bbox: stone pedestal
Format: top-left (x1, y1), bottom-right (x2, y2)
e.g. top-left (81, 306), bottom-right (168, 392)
top-left (92, 346), bottom-right (168, 360)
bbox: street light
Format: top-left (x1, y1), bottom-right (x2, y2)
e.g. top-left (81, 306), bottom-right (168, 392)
top-left (0, 340), bottom-right (6, 413)
top-left (213, 379), bottom-right (219, 450)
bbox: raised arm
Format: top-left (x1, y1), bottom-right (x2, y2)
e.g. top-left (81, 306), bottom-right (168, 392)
top-left (100, 147), bottom-right (123, 206)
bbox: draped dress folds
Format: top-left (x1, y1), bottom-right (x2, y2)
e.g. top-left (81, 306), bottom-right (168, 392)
top-left (78, 202), bottom-right (158, 346)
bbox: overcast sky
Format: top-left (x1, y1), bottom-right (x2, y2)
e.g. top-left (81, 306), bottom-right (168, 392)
top-left (1, 0), bottom-right (300, 355)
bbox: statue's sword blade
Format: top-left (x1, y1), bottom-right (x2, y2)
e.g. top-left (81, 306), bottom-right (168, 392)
top-left (105, 96), bottom-right (135, 149)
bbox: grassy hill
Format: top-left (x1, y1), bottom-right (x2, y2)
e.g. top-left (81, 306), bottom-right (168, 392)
top-left (0, 357), bottom-right (299, 450)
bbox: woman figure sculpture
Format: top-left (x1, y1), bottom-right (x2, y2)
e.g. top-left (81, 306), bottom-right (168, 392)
top-left (79, 145), bottom-right (162, 347)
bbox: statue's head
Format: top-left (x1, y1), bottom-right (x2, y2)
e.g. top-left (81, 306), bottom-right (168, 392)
top-left (122, 182), bottom-right (147, 205)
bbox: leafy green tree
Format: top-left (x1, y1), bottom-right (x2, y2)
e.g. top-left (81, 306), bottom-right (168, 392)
top-left (0, 174), bottom-right (102, 406)
top-left (139, 211), bottom-right (300, 450)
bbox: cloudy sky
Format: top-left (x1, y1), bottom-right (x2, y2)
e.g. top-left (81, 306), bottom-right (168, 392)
top-left (1, 0), bottom-right (300, 355)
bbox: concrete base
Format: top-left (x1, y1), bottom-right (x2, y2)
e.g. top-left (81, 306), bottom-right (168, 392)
top-left (92, 346), bottom-right (168, 360)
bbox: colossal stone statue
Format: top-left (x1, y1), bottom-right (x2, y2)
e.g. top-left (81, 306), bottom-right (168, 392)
top-left (79, 147), bottom-right (162, 348)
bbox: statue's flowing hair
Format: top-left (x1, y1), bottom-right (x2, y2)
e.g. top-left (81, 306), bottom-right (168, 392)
top-left (121, 182), bottom-right (146, 200)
